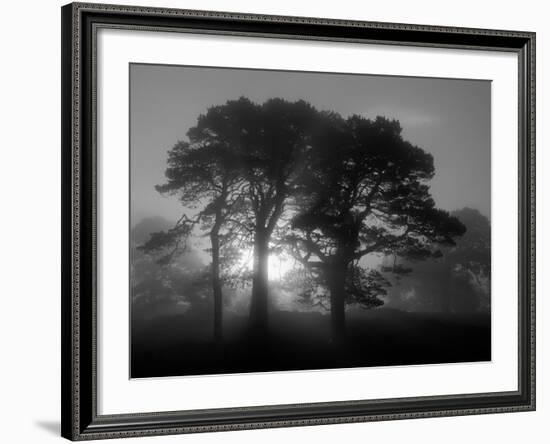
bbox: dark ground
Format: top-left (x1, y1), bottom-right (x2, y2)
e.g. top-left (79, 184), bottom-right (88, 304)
top-left (131, 307), bottom-right (491, 378)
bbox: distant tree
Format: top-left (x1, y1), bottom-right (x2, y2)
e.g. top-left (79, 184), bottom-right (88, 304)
top-left (382, 207), bottom-right (490, 313)
top-left (131, 218), bottom-right (210, 319)
top-left (288, 115), bottom-right (466, 342)
top-left (447, 208), bottom-right (490, 307)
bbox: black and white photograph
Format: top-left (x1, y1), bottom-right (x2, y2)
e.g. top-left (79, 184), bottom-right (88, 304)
top-left (130, 64), bottom-right (492, 378)
top-left (1, 0), bottom-right (544, 442)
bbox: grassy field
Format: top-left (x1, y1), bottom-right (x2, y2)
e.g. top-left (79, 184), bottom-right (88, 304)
top-left (131, 307), bottom-right (491, 378)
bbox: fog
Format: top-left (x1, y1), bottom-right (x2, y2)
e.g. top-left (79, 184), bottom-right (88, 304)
top-left (130, 64), bottom-right (490, 224)
top-left (129, 65), bottom-right (491, 377)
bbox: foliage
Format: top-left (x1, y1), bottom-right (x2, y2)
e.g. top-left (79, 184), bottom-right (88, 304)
top-left (138, 97), bottom-right (469, 338)
top-left (287, 114), bottom-right (465, 310)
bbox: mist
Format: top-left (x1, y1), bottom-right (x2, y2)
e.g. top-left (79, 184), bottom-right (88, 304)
top-left (129, 65), bottom-right (491, 378)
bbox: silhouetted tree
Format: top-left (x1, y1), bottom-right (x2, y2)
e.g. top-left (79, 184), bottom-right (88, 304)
top-left (288, 115), bottom-right (466, 342)
top-left (240, 98), bottom-right (320, 334)
top-left (141, 99), bottom-right (467, 343)
top-left (140, 108), bottom-right (246, 342)
top-left (179, 97), bottom-right (320, 335)
top-left (143, 97), bottom-right (321, 338)
top-left (283, 265), bottom-right (388, 314)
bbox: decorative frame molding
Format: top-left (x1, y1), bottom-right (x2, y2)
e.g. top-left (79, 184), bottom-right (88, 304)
top-left (61, 2), bottom-right (535, 440)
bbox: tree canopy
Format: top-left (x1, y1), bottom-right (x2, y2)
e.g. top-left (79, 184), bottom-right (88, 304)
top-left (140, 97), bottom-right (467, 342)
top-left (286, 114), bottom-right (465, 340)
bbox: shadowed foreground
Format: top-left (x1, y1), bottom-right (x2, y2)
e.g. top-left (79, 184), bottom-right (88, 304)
top-left (131, 307), bottom-right (490, 378)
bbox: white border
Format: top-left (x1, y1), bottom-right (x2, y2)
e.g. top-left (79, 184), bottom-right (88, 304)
top-left (97, 28), bottom-right (519, 415)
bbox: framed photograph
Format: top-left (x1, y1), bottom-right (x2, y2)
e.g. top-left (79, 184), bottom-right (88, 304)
top-left (61, 2), bottom-right (535, 440)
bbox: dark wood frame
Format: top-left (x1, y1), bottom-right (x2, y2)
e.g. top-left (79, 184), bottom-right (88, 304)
top-left (61, 2), bottom-right (536, 440)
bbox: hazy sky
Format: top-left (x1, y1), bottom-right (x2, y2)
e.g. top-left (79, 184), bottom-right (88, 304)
top-left (130, 63), bottom-right (490, 225)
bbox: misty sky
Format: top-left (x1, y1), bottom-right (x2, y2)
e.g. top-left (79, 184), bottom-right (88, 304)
top-left (130, 63), bottom-right (490, 226)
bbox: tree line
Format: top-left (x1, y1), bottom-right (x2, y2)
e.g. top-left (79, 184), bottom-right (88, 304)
top-left (140, 97), bottom-right (466, 343)
top-left (382, 207), bottom-right (490, 313)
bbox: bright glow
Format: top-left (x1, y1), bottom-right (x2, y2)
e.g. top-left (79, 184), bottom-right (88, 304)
top-left (267, 253), bottom-right (296, 281)
top-left (236, 249), bottom-right (296, 282)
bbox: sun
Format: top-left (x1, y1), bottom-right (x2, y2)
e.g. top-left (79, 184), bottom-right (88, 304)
top-left (236, 250), bottom-right (295, 281)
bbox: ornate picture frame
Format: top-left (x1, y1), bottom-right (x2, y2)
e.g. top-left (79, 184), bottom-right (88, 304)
top-left (61, 2), bottom-right (535, 440)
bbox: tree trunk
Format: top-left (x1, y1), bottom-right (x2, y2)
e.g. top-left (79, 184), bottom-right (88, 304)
top-left (327, 263), bottom-right (347, 343)
top-left (249, 229), bottom-right (270, 336)
top-left (210, 228), bottom-right (223, 343)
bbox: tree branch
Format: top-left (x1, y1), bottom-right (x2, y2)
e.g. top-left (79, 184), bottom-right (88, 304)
top-left (353, 225), bottom-right (411, 259)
